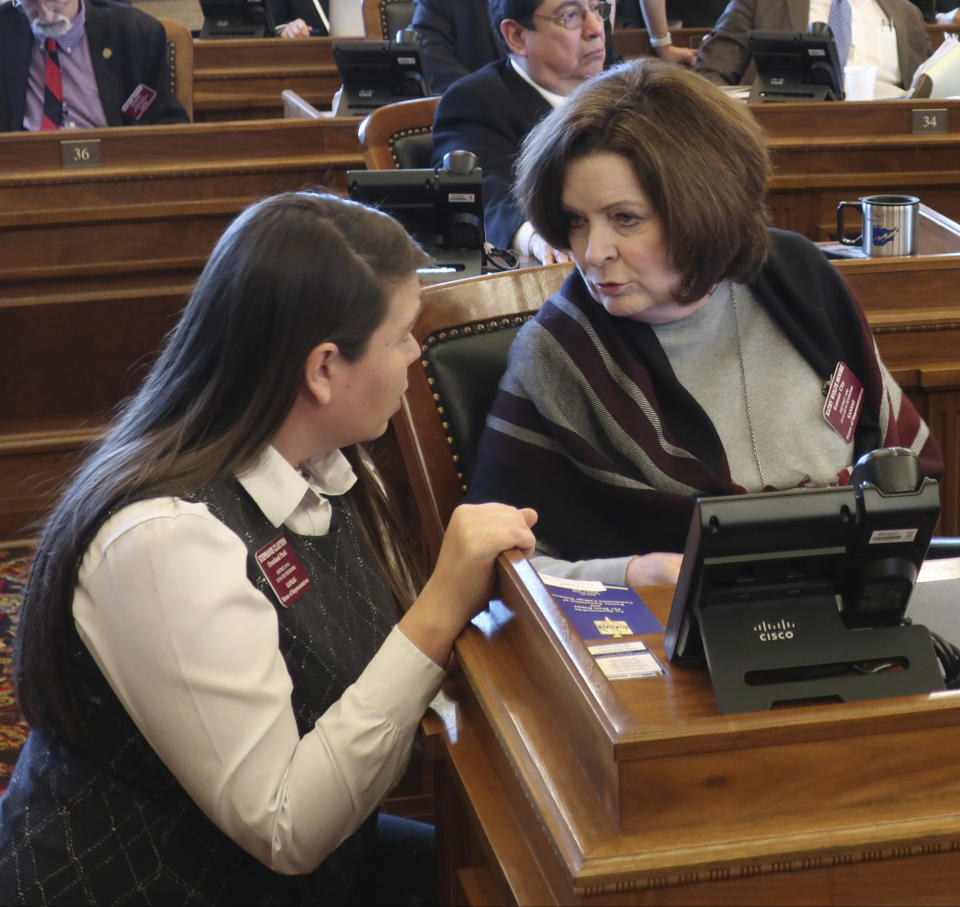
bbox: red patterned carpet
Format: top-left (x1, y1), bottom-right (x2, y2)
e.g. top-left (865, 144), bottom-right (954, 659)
top-left (0, 547), bottom-right (32, 797)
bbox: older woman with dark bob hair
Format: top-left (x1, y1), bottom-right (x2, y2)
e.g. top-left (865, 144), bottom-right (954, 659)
top-left (466, 59), bottom-right (941, 587)
top-left (0, 192), bottom-right (536, 904)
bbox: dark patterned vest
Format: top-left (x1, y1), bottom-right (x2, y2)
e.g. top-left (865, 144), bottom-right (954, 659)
top-left (0, 478), bottom-right (399, 905)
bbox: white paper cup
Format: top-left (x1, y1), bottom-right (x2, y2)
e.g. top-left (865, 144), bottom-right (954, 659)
top-left (844, 64), bottom-right (879, 101)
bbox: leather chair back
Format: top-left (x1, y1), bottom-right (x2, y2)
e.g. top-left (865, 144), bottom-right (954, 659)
top-left (358, 96), bottom-right (440, 170)
top-left (158, 18), bottom-right (193, 121)
top-left (393, 263), bottom-right (575, 559)
top-left (393, 132), bottom-right (434, 169)
top-left (362, 0), bottom-right (415, 40)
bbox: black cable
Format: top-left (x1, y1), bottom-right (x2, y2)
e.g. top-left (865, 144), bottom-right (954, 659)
top-left (483, 243), bottom-right (518, 272)
top-left (930, 629), bottom-right (960, 688)
top-left (905, 617), bottom-right (960, 688)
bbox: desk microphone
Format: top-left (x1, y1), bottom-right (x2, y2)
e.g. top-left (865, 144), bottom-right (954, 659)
top-left (844, 447), bottom-right (939, 627)
top-left (850, 446), bottom-right (922, 494)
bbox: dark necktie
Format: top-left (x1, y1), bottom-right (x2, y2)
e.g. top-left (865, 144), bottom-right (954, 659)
top-left (828, 0), bottom-right (852, 67)
top-left (41, 37), bottom-right (63, 131)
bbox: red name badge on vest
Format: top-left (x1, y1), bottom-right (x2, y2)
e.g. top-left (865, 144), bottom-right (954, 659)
top-left (822, 361), bottom-right (864, 443)
top-left (255, 536), bottom-right (312, 607)
top-left (121, 83), bottom-right (157, 120)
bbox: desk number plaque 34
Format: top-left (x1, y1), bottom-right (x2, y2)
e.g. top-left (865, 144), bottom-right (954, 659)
top-left (912, 108), bottom-right (947, 135)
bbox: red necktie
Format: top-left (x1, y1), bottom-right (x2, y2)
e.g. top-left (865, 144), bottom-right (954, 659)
top-left (40, 37), bottom-right (63, 131)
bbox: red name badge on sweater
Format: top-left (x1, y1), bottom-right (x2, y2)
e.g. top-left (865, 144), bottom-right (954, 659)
top-left (121, 83), bottom-right (157, 120)
top-left (255, 536), bottom-right (312, 607)
top-left (822, 361), bottom-right (864, 443)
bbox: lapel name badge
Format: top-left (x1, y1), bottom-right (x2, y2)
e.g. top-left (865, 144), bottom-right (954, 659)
top-left (822, 361), bottom-right (864, 443)
top-left (255, 536), bottom-right (312, 607)
top-left (121, 83), bottom-right (157, 121)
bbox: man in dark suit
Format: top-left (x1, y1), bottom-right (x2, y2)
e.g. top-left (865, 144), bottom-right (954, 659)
top-left (412, 0), bottom-right (503, 93)
top-left (0, 0), bottom-right (188, 131)
top-left (431, 0), bottom-right (613, 263)
top-left (415, 0), bottom-right (696, 94)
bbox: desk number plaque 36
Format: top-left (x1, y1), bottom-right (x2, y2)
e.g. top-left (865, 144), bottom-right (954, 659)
top-left (60, 139), bottom-right (102, 170)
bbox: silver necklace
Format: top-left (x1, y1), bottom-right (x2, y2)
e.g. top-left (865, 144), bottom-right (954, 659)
top-left (729, 284), bottom-right (767, 488)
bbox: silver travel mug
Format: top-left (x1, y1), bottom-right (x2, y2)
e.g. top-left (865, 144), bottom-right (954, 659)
top-left (836, 195), bottom-right (919, 257)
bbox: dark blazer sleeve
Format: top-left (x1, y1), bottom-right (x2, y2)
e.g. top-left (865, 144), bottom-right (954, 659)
top-left (695, 0), bottom-right (771, 86)
top-left (0, 6), bottom-right (33, 132)
top-left (413, 0), bottom-right (500, 94)
top-left (430, 60), bottom-right (551, 249)
top-left (86, 4), bottom-right (189, 126)
top-left (909, 0), bottom-right (936, 23)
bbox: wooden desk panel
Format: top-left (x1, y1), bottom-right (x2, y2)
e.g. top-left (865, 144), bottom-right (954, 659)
top-left (0, 119), bottom-right (364, 540)
top-left (192, 37), bottom-right (343, 121)
top-left (0, 118), bottom-right (362, 203)
top-left (752, 99), bottom-right (960, 241)
top-left (435, 553), bottom-right (960, 904)
top-left (754, 99), bottom-right (960, 139)
top-left (0, 119), bottom-right (362, 285)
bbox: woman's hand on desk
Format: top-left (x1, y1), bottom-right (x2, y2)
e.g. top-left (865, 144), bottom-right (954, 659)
top-left (400, 503), bottom-right (538, 666)
top-left (625, 552), bottom-right (683, 588)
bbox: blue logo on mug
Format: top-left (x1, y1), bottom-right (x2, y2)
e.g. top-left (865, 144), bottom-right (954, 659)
top-left (872, 225), bottom-right (899, 246)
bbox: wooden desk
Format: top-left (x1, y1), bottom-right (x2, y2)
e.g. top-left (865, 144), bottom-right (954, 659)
top-left (0, 119), bottom-right (363, 540)
top-left (750, 99), bottom-right (960, 242)
top-left (0, 118), bottom-right (362, 303)
top-left (925, 23), bottom-right (960, 49)
top-left (435, 551), bottom-right (960, 904)
top-left (192, 37), bottom-right (343, 122)
top-left (614, 26), bottom-right (712, 56)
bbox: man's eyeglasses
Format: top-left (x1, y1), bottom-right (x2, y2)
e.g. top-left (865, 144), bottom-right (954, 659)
top-left (532, 1), bottom-right (611, 30)
top-left (17, 0), bottom-right (71, 12)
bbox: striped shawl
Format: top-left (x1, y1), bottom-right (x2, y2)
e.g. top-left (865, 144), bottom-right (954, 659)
top-left (466, 229), bottom-right (942, 559)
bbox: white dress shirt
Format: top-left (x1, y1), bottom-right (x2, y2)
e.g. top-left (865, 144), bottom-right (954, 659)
top-left (72, 445), bottom-right (445, 874)
top-left (809, 0), bottom-right (902, 97)
top-left (508, 56), bottom-right (566, 256)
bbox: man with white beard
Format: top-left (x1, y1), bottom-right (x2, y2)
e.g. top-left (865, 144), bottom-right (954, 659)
top-left (0, 0), bottom-right (189, 131)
